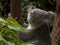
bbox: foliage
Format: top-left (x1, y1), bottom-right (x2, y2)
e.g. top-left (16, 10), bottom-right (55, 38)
top-left (0, 17), bottom-right (27, 45)
top-left (0, 0), bottom-right (10, 18)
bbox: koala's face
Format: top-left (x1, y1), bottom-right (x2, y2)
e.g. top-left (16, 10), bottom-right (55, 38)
top-left (27, 9), bottom-right (44, 24)
top-left (27, 8), bottom-right (56, 27)
top-left (27, 11), bottom-right (34, 23)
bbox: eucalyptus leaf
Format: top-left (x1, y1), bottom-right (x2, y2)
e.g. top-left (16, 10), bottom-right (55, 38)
top-left (0, 41), bottom-right (7, 45)
top-left (0, 33), bottom-right (5, 41)
top-left (6, 17), bottom-right (27, 33)
top-left (2, 27), bottom-right (22, 43)
top-left (0, 18), bottom-right (6, 27)
top-left (0, 33), bottom-right (8, 45)
top-left (0, 18), bottom-right (5, 23)
top-left (7, 41), bottom-right (15, 45)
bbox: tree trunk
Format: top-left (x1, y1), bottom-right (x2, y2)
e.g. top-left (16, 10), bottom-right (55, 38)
top-left (51, 0), bottom-right (60, 45)
top-left (10, 0), bottom-right (23, 25)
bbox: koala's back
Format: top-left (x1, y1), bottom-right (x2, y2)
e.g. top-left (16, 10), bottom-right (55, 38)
top-left (18, 24), bottom-right (51, 45)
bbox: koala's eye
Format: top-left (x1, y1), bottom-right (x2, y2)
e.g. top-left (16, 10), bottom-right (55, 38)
top-left (30, 13), bottom-right (34, 16)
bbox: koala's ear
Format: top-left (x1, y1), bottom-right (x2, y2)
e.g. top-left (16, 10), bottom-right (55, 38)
top-left (31, 6), bottom-right (36, 9)
top-left (27, 5), bottom-right (36, 12)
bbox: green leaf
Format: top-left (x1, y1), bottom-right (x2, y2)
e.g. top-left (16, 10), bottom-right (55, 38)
top-left (2, 27), bottom-right (22, 44)
top-left (0, 18), bottom-right (6, 27)
top-left (0, 18), bottom-right (5, 23)
top-left (7, 41), bottom-right (15, 45)
top-left (0, 33), bottom-right (8, 45)
top-left (0, 33), bottom-right (5, 41)
top-left (6, 17), bottom-right (27, 33)
top-left (0, 40), bottom-right (7, 45)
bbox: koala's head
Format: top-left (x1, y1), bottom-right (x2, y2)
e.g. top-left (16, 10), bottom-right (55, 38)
top-left (27, 6), bottom-right (56, 29)
top-left (27, 8), bottom-right (46, 26)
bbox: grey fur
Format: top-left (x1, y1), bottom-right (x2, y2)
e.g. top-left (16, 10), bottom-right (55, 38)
top-left (27, 8), bottom-right (56, 28)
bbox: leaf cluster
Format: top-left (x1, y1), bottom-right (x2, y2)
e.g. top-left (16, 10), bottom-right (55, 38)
top-left (0, 17), bottom-right (27, 45)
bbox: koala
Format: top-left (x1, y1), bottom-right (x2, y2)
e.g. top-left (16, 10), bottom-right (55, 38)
top-left (18, 6), bottom-right (56, 45)
top-left (27, 7), bottom-right (56, 29)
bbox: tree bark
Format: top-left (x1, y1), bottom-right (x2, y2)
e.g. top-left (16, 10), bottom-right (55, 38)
top-left (51, 0), bottom-right (60, 45)
top-left (10, 0), bottom-right (23, 25)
